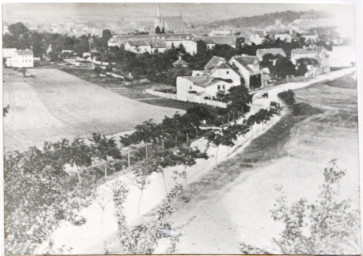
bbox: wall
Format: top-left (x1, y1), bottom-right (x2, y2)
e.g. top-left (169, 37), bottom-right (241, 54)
top-left (145, 89), bottom-right (177, 99)
top-left (211, 68), bottom-right (241, 86)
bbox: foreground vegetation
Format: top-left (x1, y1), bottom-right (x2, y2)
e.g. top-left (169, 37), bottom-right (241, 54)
top-left (240, 160), bottom-right (360, 254)
top-left (5, 84), bottom-right (286, 254)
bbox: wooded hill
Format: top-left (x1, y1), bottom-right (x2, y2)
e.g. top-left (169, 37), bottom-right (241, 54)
top-left (203, 10), bottom-right (327, 29)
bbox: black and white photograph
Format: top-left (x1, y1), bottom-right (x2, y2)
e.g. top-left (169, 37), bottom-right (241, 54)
top-left (1, 1), bottom-right (361, 255)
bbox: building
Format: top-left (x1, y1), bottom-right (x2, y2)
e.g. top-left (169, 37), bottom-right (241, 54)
top-left (173, 55), bottom-right (188, 67)
top-left (124, 41), bottom-right (152, 54)
top-left (204, 56), bottom-right (226, 70)
top-left (201, 36), bottom-right (237, 49)
top-left (246, 32), bottom-right (265, 45)
top-left (176, 76), bottom-right (235, 102)
top-left (290, 48), bottom-right (319, 64)
top-left (291, 47), bottom-right (330, 74)
top-left (209, 62), bottom-right (241, 86)
top-left (176, 55), bottom-right (244, 104)
top-left (301, 34), bottom-right (319, 43)
top-left (229, 55), bottom-right (259, 88)
top-left (3, 48), bottom-right (34, 68)
top-left (150, 41), bottom-right (167, 53)
top-left (154, 4), bottom-right (188, 33)
top-left (108, 33), bottom-right (197, 55)
top-left (256, 48), bottom-right (286, 61)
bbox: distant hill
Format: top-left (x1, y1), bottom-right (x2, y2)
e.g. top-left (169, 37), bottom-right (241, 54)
top-left (202, 10), bottom-right (327, 29)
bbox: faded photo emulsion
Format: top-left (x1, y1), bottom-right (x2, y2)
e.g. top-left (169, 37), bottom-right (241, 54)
top-left (2, 2), bottom-right (360, 255)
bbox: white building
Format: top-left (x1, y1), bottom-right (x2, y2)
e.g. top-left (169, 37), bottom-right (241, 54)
top-left (150, 41), bottom-right (167, 53)
top-left (3, 48), bottom-right (34, 68)
top-left (229, 55), bottom-right (259, 88)
top-left (176, 76), bottom-right (235, 102)
top-left (164, 39), bottom-right (197, 55)
top-left (124, 41), bottom-right (152, 54)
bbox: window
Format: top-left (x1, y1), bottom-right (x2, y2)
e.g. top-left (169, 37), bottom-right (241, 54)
top-left (222, 85), bottom-right (225, 90)
top-left (190, 86), bottom-right (192, 90)
top-left (218, 85), bottom-right (221, 90)
top-left (226, 71), bottom-right (229, 74)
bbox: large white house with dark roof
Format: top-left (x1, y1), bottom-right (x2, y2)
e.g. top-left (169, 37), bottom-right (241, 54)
top-left (176, 76), bottom-right (236, 102)
top-left (3, 48), bottom-right (34, 68)
top-left (176, 55), bottom-right (243, 103)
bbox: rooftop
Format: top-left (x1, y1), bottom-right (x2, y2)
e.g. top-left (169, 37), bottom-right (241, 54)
top-left (256, 48), bottom-right (286, 58)
top-left (204, 56), bottom-right (226, 70)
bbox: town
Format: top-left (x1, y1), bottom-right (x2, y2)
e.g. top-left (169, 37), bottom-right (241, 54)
top-left (2, 3), bottom-right (359, 256)
top-left (3, 5), bottom-right (347, 108)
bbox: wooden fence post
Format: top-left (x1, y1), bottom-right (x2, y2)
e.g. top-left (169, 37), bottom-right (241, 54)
top-left (186, 133), bottom-right (189, 144)
top-left (128, 150), bottom-right (131, 167)
top-left (145, 145), bottom-right (148, 159)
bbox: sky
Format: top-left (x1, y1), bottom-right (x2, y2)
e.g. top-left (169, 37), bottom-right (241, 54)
top-left (2, 2), bottom-right (356, 38)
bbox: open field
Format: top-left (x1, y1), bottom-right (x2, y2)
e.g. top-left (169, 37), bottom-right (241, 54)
top-left (3, 68), bottom-right (182, 151)
top-left (165, 76), bottom-right (360, 254)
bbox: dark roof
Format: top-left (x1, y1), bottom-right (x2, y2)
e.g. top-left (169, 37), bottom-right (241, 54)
top-left (173, 58), bottom-right (188, 66)
top-left (205, 36), bottom-right (237, 45)
top-left (256, 48), bottom-right (286, 58)
top-left (215, 62), bottom-right (232, 69)
top-left (204, 56), bottom-right (226, 70)
top-left (233, 55), bottom-right (256, 65)
top-left (182, 76), bottom-right (232, 88)
top-left (230, 56), bottom-right (256, 72)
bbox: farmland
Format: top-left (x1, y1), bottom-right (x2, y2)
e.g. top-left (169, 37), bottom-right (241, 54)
top-left (3, 68), bottom-right (182, 151)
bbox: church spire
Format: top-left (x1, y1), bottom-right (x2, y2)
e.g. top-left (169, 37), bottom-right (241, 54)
top-left (157, 4), bottom-right (161, 17)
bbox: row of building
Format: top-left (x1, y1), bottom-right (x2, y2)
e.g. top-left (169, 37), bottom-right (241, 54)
top-left (176, 46), bottom-right (330, 104)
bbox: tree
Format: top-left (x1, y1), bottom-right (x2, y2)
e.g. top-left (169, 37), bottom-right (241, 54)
top-left (250, 74), bottom-right (262, 90)
top-left (224, 85), bottom-right (252, 114)
top-left (240, 160), bottom-right (360, 254)
top-left (274, 56), bottom-right (296, 79)
top-left (3, 105), bottom-right (9, 117)
top-left (89, 133), bottom-right (122, 179)
top-left (68, 138), bottom-right (92, 184)
top-left (112, 181), bottom-right (182, 254)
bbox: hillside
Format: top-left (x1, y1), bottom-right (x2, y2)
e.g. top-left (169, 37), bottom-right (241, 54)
top-left (203, 10), bottom-right (326, 29)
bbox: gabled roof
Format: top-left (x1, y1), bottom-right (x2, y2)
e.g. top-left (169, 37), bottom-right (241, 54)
top-left (233, 55), bottom-right (256, 65)
top-left (256, 48), bottom-right (286, 59)
top-left (205, 36), bottom-right (237, 45)
top-left (150, 40), bottom-right (166, 48)
top-left (230, 56), bottom-right (256, 72)
top-left (215, 62), bottom-right (232, 69)
top-left (181, 76), bottom-right (232, 88)
top-left (204, 56), bottom-right (226, 70)
top-left (173, 58), bottom-right (188, 66)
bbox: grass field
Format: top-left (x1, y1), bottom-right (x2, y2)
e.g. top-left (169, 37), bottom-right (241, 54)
top-left (3, 68), bottom-right (182, 151)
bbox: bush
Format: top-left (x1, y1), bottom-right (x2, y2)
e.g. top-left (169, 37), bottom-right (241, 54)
top-left (278, 90), bottom-right (296, 107)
